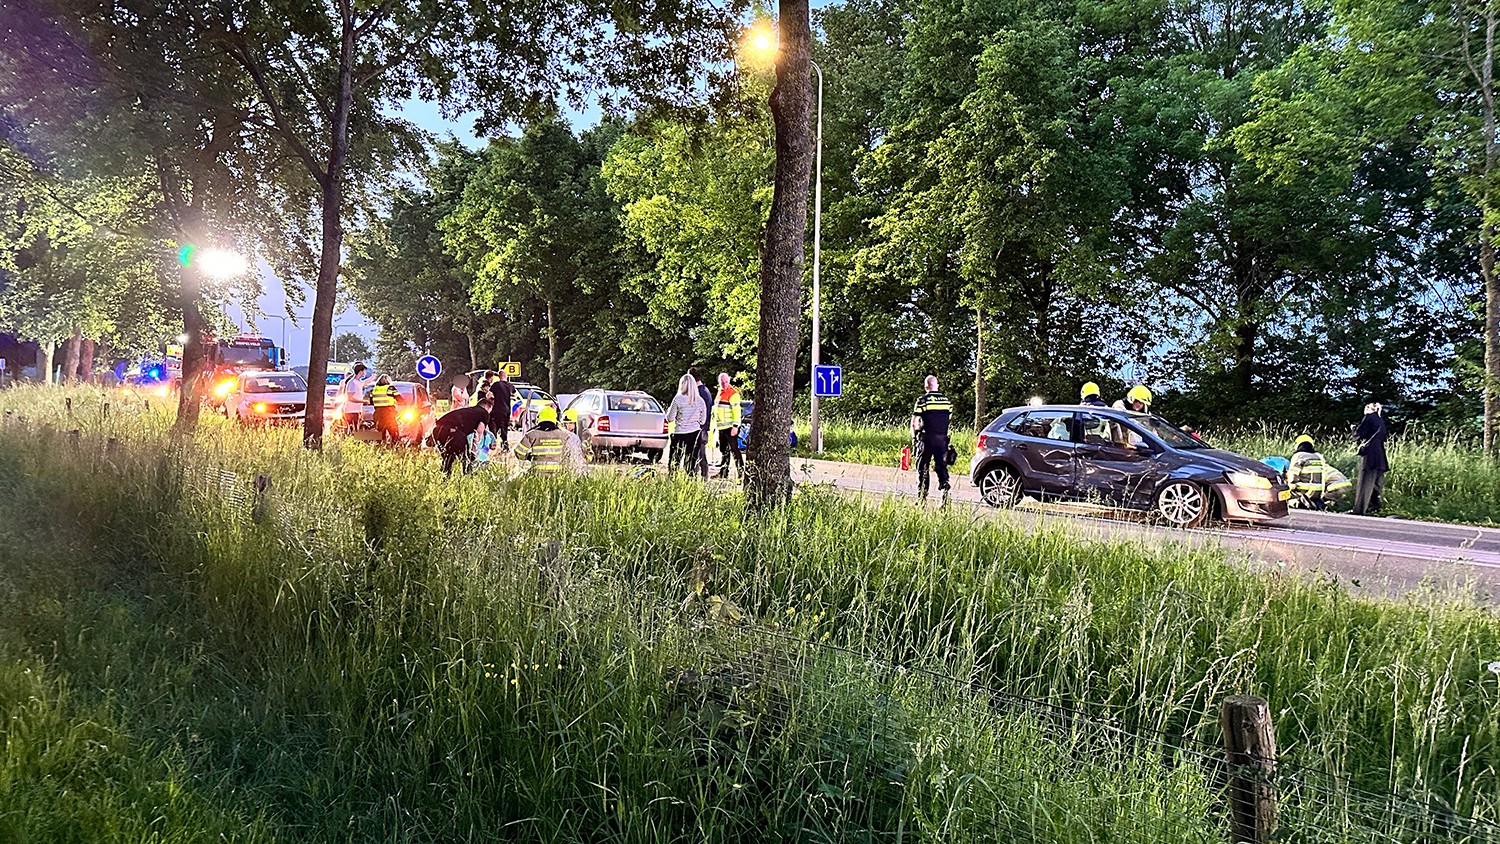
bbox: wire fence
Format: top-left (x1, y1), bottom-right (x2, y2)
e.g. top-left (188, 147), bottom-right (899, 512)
top-left (10, 414), bottom-right (1496, 844)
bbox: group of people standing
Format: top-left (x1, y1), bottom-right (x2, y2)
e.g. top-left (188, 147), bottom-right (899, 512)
top-left (334, 362), bottom-right (403, 444)
top-left (664, 368), bottom-right (745, 479)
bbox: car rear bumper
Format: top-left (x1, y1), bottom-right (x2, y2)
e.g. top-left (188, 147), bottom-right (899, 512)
top-left (1213, 483), bottom-right (1291, 522)
top-left (592, 433), bottom-right (668, 450)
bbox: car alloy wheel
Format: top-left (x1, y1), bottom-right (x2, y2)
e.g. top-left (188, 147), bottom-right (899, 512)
top-left (978, 466), bottom-right (1021, 508)
top-left (1154, 481), bottom-right (1207, 528)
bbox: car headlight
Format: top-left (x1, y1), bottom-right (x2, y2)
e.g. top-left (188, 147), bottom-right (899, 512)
top-left (401, 409), bottom-right (414, 421)
top-left (1225, 471), bottom-right (1271, 490)
top-left (254, 403), bottom-right (267, 413)
top-left (215, 381), bottom-right (234, 396)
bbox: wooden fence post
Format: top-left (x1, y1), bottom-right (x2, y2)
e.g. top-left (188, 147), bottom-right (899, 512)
top-left (106, 437), bottom-right (119, 460)
top-left (65, 397), bottom-right (72, 415)
top-left (68, 429), bottom-right (81, 451)
top-left (1222, 695), bottom-right (1277, 843)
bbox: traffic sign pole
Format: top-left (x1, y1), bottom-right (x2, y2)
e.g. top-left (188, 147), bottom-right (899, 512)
top-left (415, 355), bottom-right (443, 396)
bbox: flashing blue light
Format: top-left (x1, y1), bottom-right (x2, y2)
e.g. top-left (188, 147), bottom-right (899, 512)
top-left (148, 365), bottom-right (163, 381)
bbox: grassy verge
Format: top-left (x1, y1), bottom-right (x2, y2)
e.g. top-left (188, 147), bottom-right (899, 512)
top-left (792, 415), bottom-right (1499, 525)
top-left (1, 386), bottom-right (1498, 839)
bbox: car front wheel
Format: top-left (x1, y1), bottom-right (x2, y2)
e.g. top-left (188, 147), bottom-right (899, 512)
top-left (1154, 481), bottom-right (1207, 528)
top-left (977, 465), bottom-right (1022, 508)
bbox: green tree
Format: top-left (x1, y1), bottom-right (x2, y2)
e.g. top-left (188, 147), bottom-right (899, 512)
top-left (1231, 0), bottom-right (1500, 448)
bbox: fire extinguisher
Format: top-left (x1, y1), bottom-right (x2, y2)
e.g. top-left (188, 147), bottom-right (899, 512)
top-left (900, 445), bottom-right (911, 471)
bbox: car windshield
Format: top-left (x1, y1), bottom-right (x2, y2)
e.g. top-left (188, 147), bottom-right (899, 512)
top-left (1135, 416), bottom-right (1208, 449)
top-left (243, 373), bottom-right (306, 393)
top-left (608, 393), bottom-right (662, 413)
top-left (220, 346), bottom-right (273, 368)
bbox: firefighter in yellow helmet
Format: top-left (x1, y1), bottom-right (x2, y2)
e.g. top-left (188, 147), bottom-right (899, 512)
top-left (1112, 385), bottom-right (1152, 413)
top-left (1080, 381), bottom-right (1107, 408)
top-left (514, 405), bottom-right (568, 473)
top-left (1285, 434), bottom-right (1352, 510)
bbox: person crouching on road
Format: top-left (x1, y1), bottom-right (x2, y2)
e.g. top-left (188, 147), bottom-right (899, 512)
top-left (1352, 402), bottom-right (1389, 516)
top-left (1286, 435), bottom-right (1329, 510)
top-left (1080, 381), bottom-right (1108, 408)
top-left (514, 405), bottom-right (569, 473)
top-left (433, 396), bottom-right (493, 477)
top-left (665, 372), bottom-right (706, 475)
top-left (912, 375), bottom-right (954, 504)
top-left (371, 374), bottom-right (399, 444)
top-left (713, 372), bottom-right (745, 479)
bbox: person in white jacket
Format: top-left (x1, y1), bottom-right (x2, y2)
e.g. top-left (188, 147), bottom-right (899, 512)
top-left (663, 372), bottom-right (706, 474)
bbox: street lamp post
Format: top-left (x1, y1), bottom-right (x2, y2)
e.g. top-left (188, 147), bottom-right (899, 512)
top-left (810, 59), bottom-right (824, 454)
top-left (262, 315), bottom-right (290, 357)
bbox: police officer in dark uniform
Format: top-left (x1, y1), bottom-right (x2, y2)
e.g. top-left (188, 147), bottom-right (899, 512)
top-left (433, 396), bottom-right (493, 476)
top-left (911, 375), bottom-right (954, 503)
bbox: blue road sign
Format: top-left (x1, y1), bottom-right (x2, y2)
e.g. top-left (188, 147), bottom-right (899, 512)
top-left (814, 364), bottom-right (842, 398)
top-left (416, 355), bottom-right (443, 381)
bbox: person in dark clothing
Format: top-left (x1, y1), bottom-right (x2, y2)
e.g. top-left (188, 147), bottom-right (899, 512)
top-left (911, 375), bottom-right (954, 504)
top-left (1352, 402), bottom-right (1389, 515)
top-left (689, 367), bottom-right (713, 479)
top-left (433, 398), bottom-right (493, 476)
top-left (1080, 382), bottom-right (1108, 408)
top-left (487, 372), bottom-right (516, 449)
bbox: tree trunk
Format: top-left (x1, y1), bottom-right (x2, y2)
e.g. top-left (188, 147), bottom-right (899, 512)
top-left (745, 0), bottom-right (815, 510)
top-left (467, 326), bottom-right (479, 371)
top-left (300, 13), bottom-right (356, 450)
top-left (61, 326), bottom-right (81, 386)
top-left (172, 261), bottom-right (208, 436)
top-left (547, 299), bottom-right (557, 396)
top-left (40, 339), bottom-right (56, 386)
top-left (974, 305), bottom-right (986, 430)
top-left (79, 338), bottom-right (95, 383)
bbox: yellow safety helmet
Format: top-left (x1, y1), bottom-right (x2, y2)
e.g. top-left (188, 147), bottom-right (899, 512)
top-left (1081, 381), bottom-right (1101, 400)
top-left (537, 405), bottom-right (558, 424)
top-left (1126, 385), bottom-right (1152, 406)
top-left (562, 407), bottom-right (578, 424)
top-left (1294, 434), bottom-right (1315, 448)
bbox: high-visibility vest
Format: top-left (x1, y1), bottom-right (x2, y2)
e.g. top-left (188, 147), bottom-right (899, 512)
top-left (1287, 452), bottom-right (1326, 494)
top-left (515, 427), bottom-right (567, 472)
top-left (371, 384), bottom-right (397, 407)
top-left (712, 387), bottom-right (742, 431)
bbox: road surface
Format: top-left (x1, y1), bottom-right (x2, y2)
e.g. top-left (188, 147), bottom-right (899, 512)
top-left (785, 457), bottom-right (1500, 604)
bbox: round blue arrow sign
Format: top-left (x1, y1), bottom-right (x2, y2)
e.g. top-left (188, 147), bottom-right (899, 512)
top-left (416, 355), bottom-right (442, 381)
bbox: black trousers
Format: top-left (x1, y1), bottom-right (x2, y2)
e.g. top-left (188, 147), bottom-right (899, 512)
top-left (695, 431), bottom-right (709, 478)
top-left (1353, 466), bottom-right (1386, 515)
top-left (670, 432), bottom-right (700, 474)
top-left (374, 406), bottom-right (398, 443)
top-left (917, 434), bottom-right (950, 496)
top-left (717, 428), bottom-right (744, 477)
top-left (439, 435), bottom-right (473, 476)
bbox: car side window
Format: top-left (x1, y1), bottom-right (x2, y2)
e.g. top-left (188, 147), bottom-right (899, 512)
top-left (1080, 415), bottom-right (1142, 449)
top-left (1011, 411), bottom-right (1073, 442)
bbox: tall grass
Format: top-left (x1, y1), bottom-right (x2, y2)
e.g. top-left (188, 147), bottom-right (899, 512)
top-left (1, 386), bottom-right (1498, 840)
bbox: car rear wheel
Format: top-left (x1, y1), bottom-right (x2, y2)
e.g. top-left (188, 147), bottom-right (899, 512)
top-left (1154, 481), bottom-right (1207, 528)
top-left (978, 465), bottom-right (1022, 508)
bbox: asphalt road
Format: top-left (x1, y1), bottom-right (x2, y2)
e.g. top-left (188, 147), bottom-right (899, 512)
top-left (786, 457), bottom-right (1500, 604)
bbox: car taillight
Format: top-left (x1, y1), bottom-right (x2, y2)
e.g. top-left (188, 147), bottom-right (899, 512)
top-left (661, 419), bottom-right (669, 434)
top-left (598, 415), bottom-right (611, 432)
top-left (977, 433), bottom-right (989, 450)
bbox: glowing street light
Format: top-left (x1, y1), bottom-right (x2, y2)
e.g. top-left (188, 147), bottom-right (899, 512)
top-left (196, 247), bottom-right (249, 279)
top-left (743, 24), bottom-right (828, 453)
